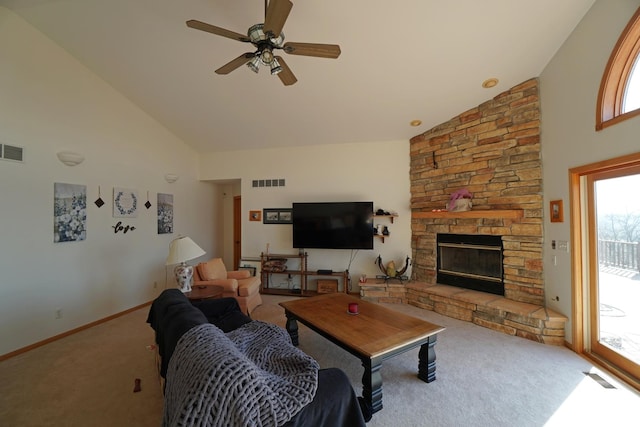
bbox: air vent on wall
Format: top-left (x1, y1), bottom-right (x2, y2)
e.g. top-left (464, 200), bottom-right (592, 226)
top-left (252, 178), bottom-right (285, 188)
top-left (0, 144), bottom-right (24, 162)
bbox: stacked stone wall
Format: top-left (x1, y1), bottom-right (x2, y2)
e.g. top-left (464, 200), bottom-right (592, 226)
top-left (409, 78), bottom-right (544, 305)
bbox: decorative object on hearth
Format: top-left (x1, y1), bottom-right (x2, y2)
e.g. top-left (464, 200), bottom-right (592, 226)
top-left (186, 0), bottom-right (341, 86)
top-left (375, 255), bottom-right (411, 284)
top-left (386, 260), bottom-right (396, 277)
top-left (166, 236), bottom-right (206, 292)
top-left (447, 188), bottom-right (473, 212)
top-left (94, 185), bottom-right (104, 208)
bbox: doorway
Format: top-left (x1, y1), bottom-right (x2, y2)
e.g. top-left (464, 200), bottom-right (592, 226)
top-left (570, 153), bottom-right (640, 388)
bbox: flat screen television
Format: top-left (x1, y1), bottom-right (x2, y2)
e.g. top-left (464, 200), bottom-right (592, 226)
top-left (292, 202), bottom-right (374, 249)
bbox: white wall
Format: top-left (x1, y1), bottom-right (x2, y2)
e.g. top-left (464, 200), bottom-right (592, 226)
top-left (0, 8), bottom-right (217, 356)
top-left (540, 0), bottom-right (640, 343)
top-left (200, 141), bottom-right (412, 292)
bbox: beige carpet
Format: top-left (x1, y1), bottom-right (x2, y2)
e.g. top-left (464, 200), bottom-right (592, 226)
top-left (1, 294), bottom-right (639, 426)
top-left (0, 306), bottom-right (163, 427)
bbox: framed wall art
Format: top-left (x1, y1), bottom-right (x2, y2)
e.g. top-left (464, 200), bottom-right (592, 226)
top-left (157, 193), bottom-right (174, 234)
top-left (263, 208), bottom-right (292, 224)
top-left (550, 199), bottom-right (564, 223)
top-left (113, 187), bottom-right (138, 218)
top-left (249, 210), bottom-right (261, 221)
top-left (54, 182), bottom-right (87, 243)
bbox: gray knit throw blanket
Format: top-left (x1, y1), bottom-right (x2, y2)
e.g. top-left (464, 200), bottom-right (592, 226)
top-left (163, 321), bottom-right (319, 427)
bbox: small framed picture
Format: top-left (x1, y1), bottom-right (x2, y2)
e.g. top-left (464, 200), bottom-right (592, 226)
top-left (279, 210), bottom-right (292, 223)
top-left (249, 210), bottom-right (261, 221)
top-left (550, 200), bottom-right (563, 223)
top-left (263, 208), bottom-right (292, 224)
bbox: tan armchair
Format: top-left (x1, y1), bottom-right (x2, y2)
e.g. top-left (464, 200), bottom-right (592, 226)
top-left (193, 258), bottom-right (262, 315)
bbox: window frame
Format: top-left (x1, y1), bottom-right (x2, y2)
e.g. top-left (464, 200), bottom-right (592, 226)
top-left (596, 7), bottom-right (640, 131)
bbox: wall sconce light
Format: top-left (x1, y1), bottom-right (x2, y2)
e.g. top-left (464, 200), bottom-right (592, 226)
top-left (56, 151), bottom-right (84, 166)
top-left (164, 173), bottom-right (179, 183)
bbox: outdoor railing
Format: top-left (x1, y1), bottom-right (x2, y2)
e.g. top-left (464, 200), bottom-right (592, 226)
top-left (598, 239), bottom-right (640, 273)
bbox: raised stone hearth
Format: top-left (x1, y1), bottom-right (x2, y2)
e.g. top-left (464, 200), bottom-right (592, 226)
top-left (360, 281), bottom-right (567, 345)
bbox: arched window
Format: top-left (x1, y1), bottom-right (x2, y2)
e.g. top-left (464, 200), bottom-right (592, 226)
top-left (596, 7), bottom-right (640, 130)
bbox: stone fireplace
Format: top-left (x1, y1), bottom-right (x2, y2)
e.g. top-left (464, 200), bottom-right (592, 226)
top-left (360, 78), bottom-right (567, 345)
top-left (409, 78), bottom-right (545, 306)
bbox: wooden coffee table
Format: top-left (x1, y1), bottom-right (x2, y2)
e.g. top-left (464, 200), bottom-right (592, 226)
top-left (184, 285), bottom-right (223, 302)
top-left (280, 293), bottom-right (444, 414)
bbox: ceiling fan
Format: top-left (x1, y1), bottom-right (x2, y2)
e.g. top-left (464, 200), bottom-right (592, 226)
top-left (186, 0), bottom-right (341, 86)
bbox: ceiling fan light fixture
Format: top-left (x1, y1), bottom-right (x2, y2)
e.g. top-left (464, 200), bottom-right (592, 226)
top-left (270, 58), bottom-right (283, 75)
top-left (269, 32), bottom-right (285, 48)
top-left (247, 24), bottom-right (267, 44)
top-left (260, 48), bottom-right (275, 65)
top-left (247, 56), bottom-right (261, 73)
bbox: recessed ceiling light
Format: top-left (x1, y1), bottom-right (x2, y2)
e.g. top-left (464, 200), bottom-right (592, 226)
top-left (410, 119), bottom-right (422, 127)
top-left (482, 78), bottom-right (499, 88)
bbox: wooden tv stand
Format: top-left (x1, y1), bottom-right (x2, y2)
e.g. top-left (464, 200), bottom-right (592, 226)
top-left (259, 252), bottom-right (352, 296)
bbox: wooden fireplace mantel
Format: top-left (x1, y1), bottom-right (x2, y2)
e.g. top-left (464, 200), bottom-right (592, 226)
top-left (412, 209), bottom-right (524, 219)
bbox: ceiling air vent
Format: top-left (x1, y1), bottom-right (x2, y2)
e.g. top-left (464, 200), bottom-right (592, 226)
top-left (1, 144), bottom-right (24, 162)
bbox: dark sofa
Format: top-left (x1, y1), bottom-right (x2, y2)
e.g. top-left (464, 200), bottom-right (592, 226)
top-left (147, 289), bottom-right (367, 426)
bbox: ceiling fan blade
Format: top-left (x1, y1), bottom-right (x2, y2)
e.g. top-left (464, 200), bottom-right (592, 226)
top-left (275, 56), bottom-right (297, 86)
top-left (283, 42), bottom-right (341, 59)
top-left (215, 53), bottom-right (255, 75)
top-left (186, 20), bottom-right (250, 43)
top-left (264, 0), bottom-right (293, 38)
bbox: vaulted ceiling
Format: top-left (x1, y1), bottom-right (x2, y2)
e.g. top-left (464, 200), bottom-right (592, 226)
top-left (1, 0), bottom-right (595, 153)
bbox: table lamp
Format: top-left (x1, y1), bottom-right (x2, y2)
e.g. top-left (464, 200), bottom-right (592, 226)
top-left (166, 236), bottom-right (206, 292)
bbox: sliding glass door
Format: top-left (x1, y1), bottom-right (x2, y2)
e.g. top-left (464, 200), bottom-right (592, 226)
top-left (587, 167), bottom-right (640, 379)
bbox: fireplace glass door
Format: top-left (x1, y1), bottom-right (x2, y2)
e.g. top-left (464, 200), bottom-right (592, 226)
top-left (436, 234), bottom-right (504, 295)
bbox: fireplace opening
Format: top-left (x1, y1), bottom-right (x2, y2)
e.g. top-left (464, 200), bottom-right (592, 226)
top-left (436, 233), bottom-right (504, 296)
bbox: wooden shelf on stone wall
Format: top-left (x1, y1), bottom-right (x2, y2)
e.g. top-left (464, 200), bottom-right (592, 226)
top-left (412, 209), bottom-right (524, 219)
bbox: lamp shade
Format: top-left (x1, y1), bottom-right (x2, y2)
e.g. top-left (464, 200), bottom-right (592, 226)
top-left (166, 236), bottom-right (206, 265)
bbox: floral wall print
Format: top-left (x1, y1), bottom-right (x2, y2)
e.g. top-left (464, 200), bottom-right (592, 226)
top-left (113, 187), bottom-right (138, 218)
top-left (157, 193), bottom-right (173, 234)
top-left (54, 182), bottom-right (87, 243)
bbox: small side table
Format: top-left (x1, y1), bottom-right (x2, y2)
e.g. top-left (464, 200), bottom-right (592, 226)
top-left (184, 285), bottom-right (224, 302)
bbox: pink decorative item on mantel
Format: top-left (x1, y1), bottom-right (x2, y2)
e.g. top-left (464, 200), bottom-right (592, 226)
top-left (447, 189), bottom-right (473, 211)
